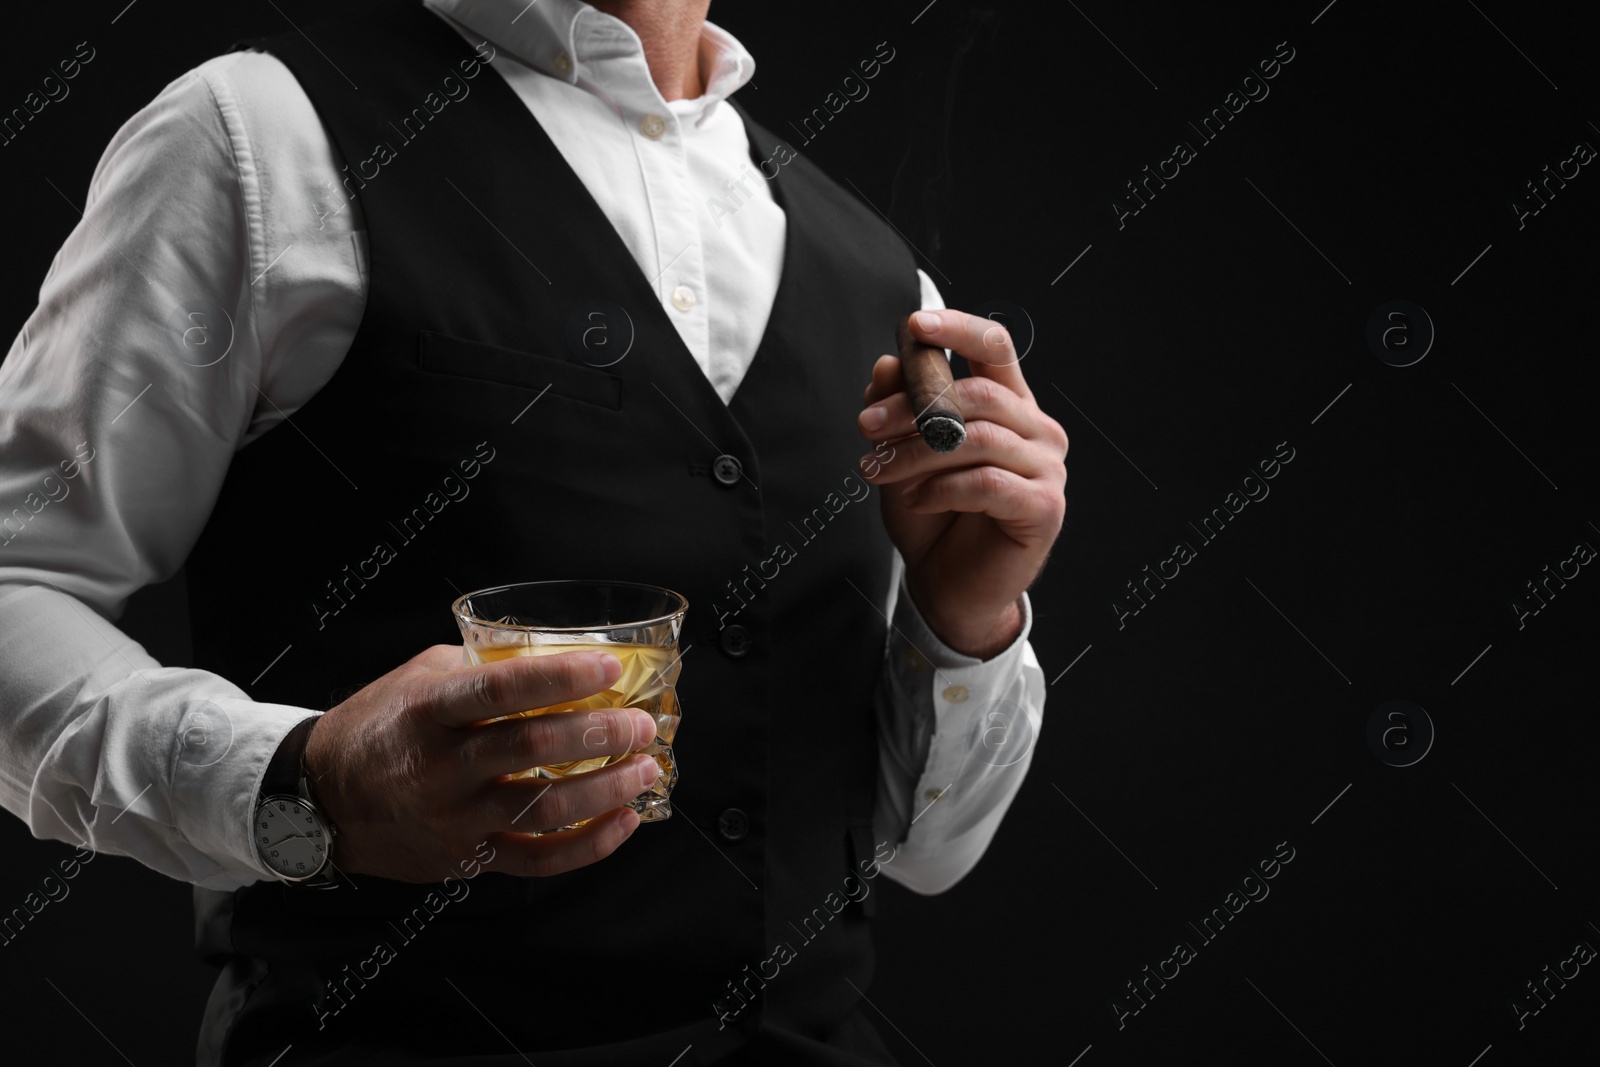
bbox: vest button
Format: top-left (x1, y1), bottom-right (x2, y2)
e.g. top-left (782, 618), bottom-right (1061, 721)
top-left (720, 624), bottom-right (751, 657)
top-left (717, 808), bottom-right (749, 841)
top-left (711, 454), bottom-right (742, 486)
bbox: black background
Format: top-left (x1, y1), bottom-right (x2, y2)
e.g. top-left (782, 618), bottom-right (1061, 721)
top-left (2, 1), bottom-right (1597, 1064)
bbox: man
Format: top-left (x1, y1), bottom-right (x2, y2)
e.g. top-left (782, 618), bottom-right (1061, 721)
top-left (0, 0), bottom-right (1066, 1062)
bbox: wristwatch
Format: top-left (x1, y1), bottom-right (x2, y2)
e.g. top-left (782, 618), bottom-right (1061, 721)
top-left (253, 716), bottom-right (340, 888)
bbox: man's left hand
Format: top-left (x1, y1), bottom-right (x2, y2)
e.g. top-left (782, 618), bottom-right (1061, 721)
top-left (857, 309), bottom-right (1068, 660)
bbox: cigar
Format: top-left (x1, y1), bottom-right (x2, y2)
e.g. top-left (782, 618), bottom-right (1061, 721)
top-left (894, 316), bottom-right (966, 453)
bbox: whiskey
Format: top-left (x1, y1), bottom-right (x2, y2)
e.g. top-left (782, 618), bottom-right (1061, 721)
top-left (467, 641), bottom-right (681, 820)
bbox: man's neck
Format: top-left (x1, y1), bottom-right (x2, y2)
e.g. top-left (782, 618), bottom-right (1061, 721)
top-left (589, 0), bottom-right (711, 101)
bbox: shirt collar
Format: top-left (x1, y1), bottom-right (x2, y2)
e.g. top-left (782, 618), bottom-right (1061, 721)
top-left (425, 0), bottom-right (755, 126)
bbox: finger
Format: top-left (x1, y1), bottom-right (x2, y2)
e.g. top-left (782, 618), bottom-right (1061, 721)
top-left (496, 757), bottom-right (655, 833)
top-left (422, 649), bottom-right (623, 728)
top-left (862, 353), bottom-right (904, 407)
top-left (857, 419), bottom-right (1053, 486)
top-left (479, 807), bottom-right (642, 878)
top-left (858, 374), bottom-right (1043, 447)
top-left (482, 753), bottom-right (658, 834)
top-left (456, 706), bottom-right (658, 781)
top-left (900, 465), bottom-right (1051, 524)
top-left (907, 308), bottom-right (1031, 399)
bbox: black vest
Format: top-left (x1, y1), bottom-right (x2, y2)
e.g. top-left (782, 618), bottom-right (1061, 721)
top-left (188, 2), bottom-right (919, 1064)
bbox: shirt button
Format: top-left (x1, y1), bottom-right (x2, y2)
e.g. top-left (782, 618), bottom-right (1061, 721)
top-left (942, 684), bottom-right (969, 703)
top-left (639, 113), bottom-right (667, 139)
top-left (720, 624), bottom-right (752, 657)
top-left (717, 808), bottom-right (749, 842)
top-left (552, 51), bottom-right (573, 77)
top-left (670, 285), bottom-right (696, 312)
top-left (711, 454), bottom-right (741, 485)
top-left (924, 788), bottom-right (945, 804)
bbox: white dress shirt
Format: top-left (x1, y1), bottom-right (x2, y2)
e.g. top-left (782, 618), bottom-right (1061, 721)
top-left (0, 0), bottom-right (1045, 896)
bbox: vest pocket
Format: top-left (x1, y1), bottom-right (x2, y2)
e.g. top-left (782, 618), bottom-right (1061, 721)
top-left (417, 330), bottom-right (624, 411)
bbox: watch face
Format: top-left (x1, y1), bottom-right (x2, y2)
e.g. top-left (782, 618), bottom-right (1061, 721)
top-left (256, 797), bottom-right (328, 880)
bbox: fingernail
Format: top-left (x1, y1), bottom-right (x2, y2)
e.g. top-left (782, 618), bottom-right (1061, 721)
top-left (633, 711), bottom-right (658, 746)
top-left (636, 755), bottom-right (659, 789)
top-left (861, 405), bottom-right (886, 431)
top-left (914, 310), bottom-right (941, 332)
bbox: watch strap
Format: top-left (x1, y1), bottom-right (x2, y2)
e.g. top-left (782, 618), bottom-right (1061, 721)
top-left (256, 716), bottom-right (339, 887)
top-left (260, 716), bottom-right (318, 805)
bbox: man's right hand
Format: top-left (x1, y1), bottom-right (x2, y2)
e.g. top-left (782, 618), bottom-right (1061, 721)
top-left (302, 644), bottom-right (658, 883)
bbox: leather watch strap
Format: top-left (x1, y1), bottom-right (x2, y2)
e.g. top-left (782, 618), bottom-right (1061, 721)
top-left (259, 716), bottom-right (319, 806)
top-left (256, 715), bottom-right (340, 887)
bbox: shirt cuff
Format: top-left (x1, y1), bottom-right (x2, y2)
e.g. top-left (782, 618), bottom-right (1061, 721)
top-left (874, 567), bottom-right (1041, 892)
top-left (894, 572), bottom-right (1033, 808)
top-left (187, 702), bottom-right (323, 889)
